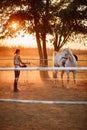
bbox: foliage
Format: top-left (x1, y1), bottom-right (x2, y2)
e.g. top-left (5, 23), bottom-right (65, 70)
top-left (59, 0), bottom-right (87, 34)
top-left (50, 0), bottom-right (87, 51)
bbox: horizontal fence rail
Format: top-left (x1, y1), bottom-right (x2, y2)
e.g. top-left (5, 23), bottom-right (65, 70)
top-left (0, 99), bottom-right (87, 105)
top-left (0, 67), bottom-right (87, 71)
top-left (0, 58), bottom-right (87, 61)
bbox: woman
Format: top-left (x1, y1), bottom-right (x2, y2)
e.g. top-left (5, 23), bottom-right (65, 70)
top-left (14, 49), bottom-right (27, 92)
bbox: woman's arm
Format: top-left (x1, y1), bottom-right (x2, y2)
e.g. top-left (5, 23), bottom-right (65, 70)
top-left (18, 56), bottom-right (25, 65)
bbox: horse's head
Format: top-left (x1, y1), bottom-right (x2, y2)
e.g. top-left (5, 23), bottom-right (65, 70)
top-left (62, 48), bottom-right (71, 57)
top-left (62, 48), bottom-right (75, 63)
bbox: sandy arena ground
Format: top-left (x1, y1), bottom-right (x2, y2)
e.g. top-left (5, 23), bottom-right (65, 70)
top-left (0, 71), bottom-right (87, 130)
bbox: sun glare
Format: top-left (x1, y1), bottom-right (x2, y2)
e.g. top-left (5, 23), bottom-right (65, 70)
top-left (15, 32), bottom-right (37, 47)
top-left (10, 22), bottom-right (18, 30)
top-left (12, 23), bottom-right (17, 29)
top-left (2, 31), bottom-right (37, 48)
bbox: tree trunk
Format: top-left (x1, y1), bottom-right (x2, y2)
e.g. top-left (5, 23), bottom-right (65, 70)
top-left (42, 33), bottom-right (48, 66)
top-left (54, 32), bottom-right (58, 51)
top-left (34, 15), bottom-right (43, 66)
top-left (35, 32), bottom-right (43, 66)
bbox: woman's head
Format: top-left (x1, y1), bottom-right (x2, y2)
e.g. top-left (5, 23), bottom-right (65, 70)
top-left (14, 49), bottom-right (20, 54)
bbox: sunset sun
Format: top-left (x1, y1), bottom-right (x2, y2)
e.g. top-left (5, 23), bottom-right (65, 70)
top-left (11, 22), bottom-right (18, 29)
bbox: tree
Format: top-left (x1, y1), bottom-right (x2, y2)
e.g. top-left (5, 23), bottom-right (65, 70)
top-left (52, 0), bottom-right (87, 51)
top-left (0, 0), bottom-right (51, 66)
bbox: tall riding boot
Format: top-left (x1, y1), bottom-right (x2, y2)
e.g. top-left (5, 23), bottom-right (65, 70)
top-left (14, 80), bottom-right (19, 92)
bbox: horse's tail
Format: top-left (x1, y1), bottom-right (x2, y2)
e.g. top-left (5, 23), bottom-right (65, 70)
top-left (73, 54), bottom-right (78, 61)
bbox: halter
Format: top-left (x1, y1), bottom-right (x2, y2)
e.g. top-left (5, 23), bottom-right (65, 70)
top-left (62, 57), bottom-right (68, 60)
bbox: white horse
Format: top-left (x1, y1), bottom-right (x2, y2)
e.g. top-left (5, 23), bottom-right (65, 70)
top-left (54, 48), bottom-right (78, 88)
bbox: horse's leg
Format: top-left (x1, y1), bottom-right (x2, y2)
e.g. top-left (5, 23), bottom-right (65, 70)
top-left (66, 70), bottom-right (70, 88)
top-left (53, 70), bottom-right (57, 85)
top-left (61, 70), bottom-right (64, 87)
top-left (73, 71), bottom-right (77, 88)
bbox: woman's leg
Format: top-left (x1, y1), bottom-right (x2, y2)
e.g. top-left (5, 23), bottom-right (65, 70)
top-left (14, 70), bottom-right (20, 92)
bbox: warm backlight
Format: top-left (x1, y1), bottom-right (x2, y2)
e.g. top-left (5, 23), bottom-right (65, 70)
top-left (2, 31), bottom-right (37, 47)
top-left (11, 22), bottom-right (18, 29)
